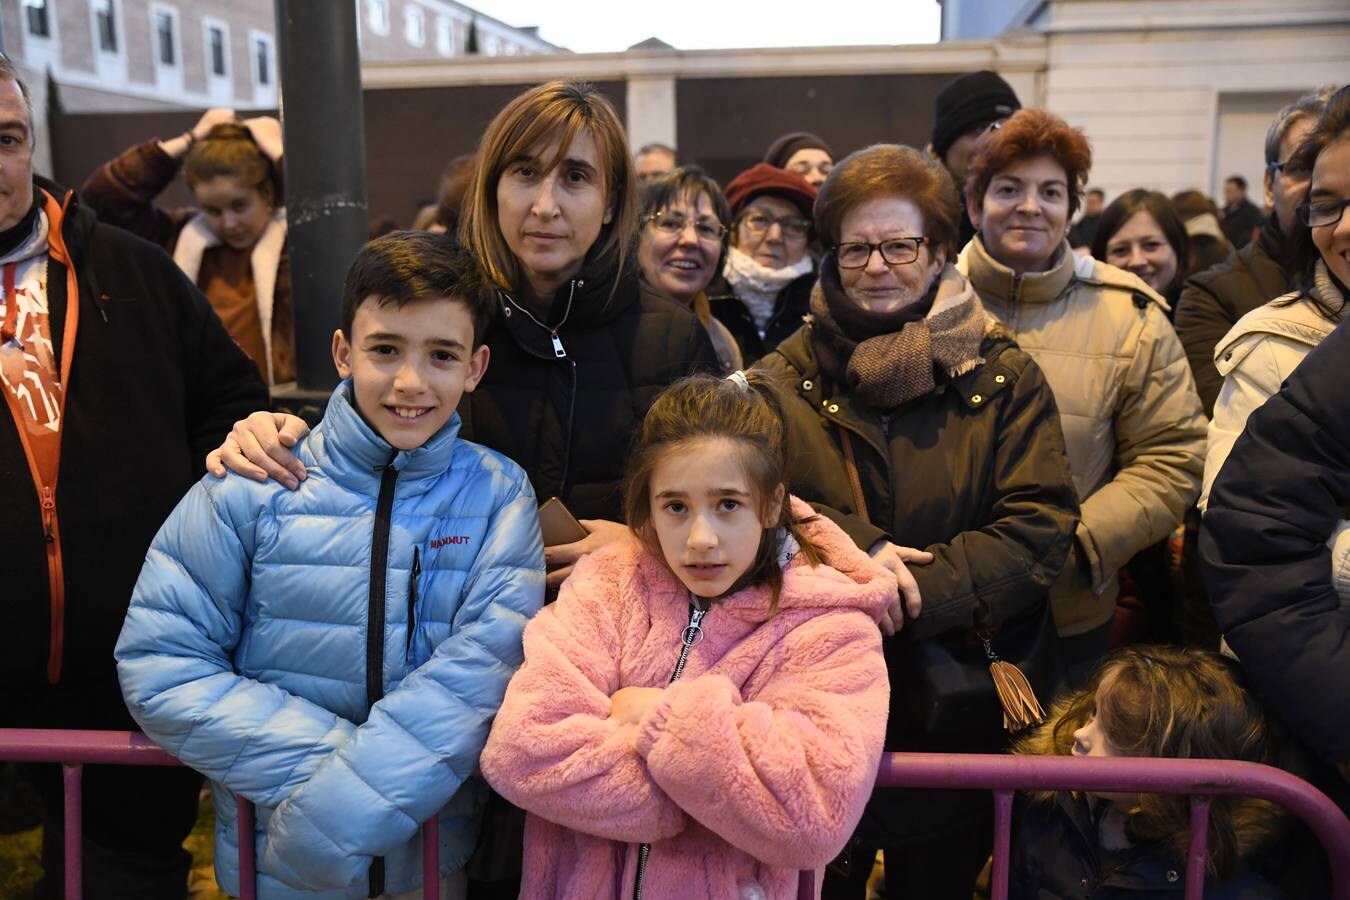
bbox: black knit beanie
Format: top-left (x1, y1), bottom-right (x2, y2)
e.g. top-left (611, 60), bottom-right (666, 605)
top-left (763, 131), bottom-right (835, 169)
top-left (931, 71), bottom-right (1021, 161)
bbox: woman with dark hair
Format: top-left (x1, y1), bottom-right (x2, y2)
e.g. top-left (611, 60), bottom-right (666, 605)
top-left (764, 130), bottom-right (835, 188)
top-left (758, 143), bottom-right (1079, 900)
top-left (1201, 83), bottom-right (1350, 603)
top-left (82, 107), bottom-right (291, 385)
top-left (706, 163), bottom-right (818, 365)
top-left (1091, 189), bottom-right (1189, 307)
top-left (959, 108), bottom-right (1206, 683)
top-left (209, 82), bottom-right (718, 588)
top-left (637, 166), bottom-right (742, 370)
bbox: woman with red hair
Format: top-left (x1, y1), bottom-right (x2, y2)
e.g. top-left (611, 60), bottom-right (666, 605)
top-left (957, 109), bottom-right (1206, 682)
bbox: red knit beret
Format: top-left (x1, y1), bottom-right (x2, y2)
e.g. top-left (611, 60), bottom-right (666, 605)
top-left (723, 163), bottom-right (818, 221)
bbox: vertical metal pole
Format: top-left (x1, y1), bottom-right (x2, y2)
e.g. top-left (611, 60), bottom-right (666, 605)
top-left (237, 796), bottom-right (258, 900)
top-left (422, 817), bottom-right (439, 899)
top-left (990, 790), bottom-right (1014, 900)
top-left (62, 764), bottom-right (82, 900)
top-left (1185, 795), bottom-right (1212, 899)
top-left (273, 0), bottom-right (368, 404)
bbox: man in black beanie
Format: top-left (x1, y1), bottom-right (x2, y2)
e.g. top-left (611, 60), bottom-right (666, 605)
top-left (928, 70), bottom-right (1022, 246)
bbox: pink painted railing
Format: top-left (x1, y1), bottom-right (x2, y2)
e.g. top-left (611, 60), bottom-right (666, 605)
top-left (2, 732), bottom-right (1346, 899)
top-left (793, 751), bottom-right (1350, 900)
top-left (0, 729), bottom-right (439, 900)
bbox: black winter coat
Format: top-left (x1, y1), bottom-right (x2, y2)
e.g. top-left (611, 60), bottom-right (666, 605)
top-left (1201, 317), bottom-right (1350, 780)
top-left (459, 252), bottom-right (719, 522)
top-left (706, 269), bottom-right (814, 366)
top-left (757, 322), bottom-right (1080, 841)
top-left (1174, 218), bottom-right (1296, 416)
top-left (1, 178), bottom-right (268, 686)
top-left (1010, 793), bottom-right (1283, 899)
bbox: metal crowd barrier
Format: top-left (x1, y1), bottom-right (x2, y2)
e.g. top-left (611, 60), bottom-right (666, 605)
top-left (1, 732), bottom-right (1346, 899)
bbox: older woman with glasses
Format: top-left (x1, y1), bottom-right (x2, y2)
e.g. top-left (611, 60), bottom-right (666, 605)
top-left (758, 144), bottom-right (1079, 900)
top-left (958, 109), bottom-right (1206, 683)
top-left (637, 166), bottom-right (742, 371)
top-left (706, 163), bottom-right (819, 365)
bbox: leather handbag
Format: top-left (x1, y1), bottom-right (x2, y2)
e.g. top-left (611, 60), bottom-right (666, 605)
top-left (839, 427), bottom-right (1061, 741)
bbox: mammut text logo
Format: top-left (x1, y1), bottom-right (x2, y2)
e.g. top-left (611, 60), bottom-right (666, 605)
top-left (431, 535), bottom-right (471, 549)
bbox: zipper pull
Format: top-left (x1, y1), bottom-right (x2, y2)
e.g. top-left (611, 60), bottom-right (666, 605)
top-left (41, 486), bottom-right (55, 542)
top-left (550, 330), bottom-right (566, 358)
top-left (682, 606), bottom-right (706, 647)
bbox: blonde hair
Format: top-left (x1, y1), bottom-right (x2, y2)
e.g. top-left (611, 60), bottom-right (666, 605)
top-left (1016, 646), bottom-right (1282, 879)
top-left (459, 81), bottom-right (636, 296)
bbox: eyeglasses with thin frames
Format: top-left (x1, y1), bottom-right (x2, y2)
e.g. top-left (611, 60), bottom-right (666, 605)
top-left (645, 212), bottom-right (726, 242)
top-left (1267, 158), bottom-right (1311, 180)
top-left (833, 237), bottom-right (928, 269)
top-left (738, 210), bottom-right (811, 241)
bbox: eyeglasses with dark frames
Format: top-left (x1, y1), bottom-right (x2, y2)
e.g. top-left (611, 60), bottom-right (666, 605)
top-left (833, 237), bottom-right (928, 269)
top-left (1297, 197), bottom-right (1350, 228)
top-left (1267, 158), bottom-right (1312, 180)
top-left (645, 212), bottom-right (727, 242)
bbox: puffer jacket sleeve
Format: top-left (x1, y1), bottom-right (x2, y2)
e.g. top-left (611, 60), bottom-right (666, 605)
top-left (258, 470), bottom-right (545, 890)
top-left (115, 479), bottom-right (358, 809)
top-left (1201, 319), bottom-right (1350, 765)
top-left (906, 356), bottom-right (1079, 638)
top-left (1200, 336), bottom-right (1292, 512)
top-left (1078, 305), bottom-right (1206, 587)
top-left (633, 609), bottom-right (888, 869)
top-left (80, 139), bottom-right (194, 250)
top-left (479, 548), bottom-right (688, 844)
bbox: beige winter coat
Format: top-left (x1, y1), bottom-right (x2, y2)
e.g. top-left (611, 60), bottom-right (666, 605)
top-left (958, 238), bottom-right (1206, 637)
top-left (1201, 261), bottom-right (1348, 602)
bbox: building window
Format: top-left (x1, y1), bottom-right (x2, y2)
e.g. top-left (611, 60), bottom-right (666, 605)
top-left (404, 4), bottom-right (425, 47)
top-left (367, 0), bottom-right (389, 35)
top-left (23, 0), bottom-right (50, 38)
top-left (154, 11), bottom-right (176, 66)
top-left (255, 37), bottom-right (271, 86)
top-left (95, 0), bottom-right (118, 52)
top-left (207, 25), bottom-right (227, 76)
top-left (435, 15), bottom-right (452, 56)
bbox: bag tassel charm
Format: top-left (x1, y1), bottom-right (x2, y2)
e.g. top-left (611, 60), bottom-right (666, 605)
top-left (982, 633), bottom-right (1046, 732)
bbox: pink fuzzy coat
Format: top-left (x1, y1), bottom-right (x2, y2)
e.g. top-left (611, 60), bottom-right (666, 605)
top-left (480, 500), bottom-right (893, 899)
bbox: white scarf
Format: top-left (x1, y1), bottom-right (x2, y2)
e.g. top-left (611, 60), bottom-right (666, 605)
top-left (172, 208), bottom-right (288, 385)
top-left (722, 246), bottom-right (814, 336)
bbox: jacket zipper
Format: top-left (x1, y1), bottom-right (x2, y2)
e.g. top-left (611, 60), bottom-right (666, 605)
top-left (406, 546), bottom-right (420, 658)
top-left (366, 457), bottom-right (399, 898)
top-left (41, 487), bottom-right (65, 683)
top-left (632, 601), bottom-right (709, 900)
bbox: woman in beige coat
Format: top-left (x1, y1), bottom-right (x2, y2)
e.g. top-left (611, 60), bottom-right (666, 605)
top-left (957, 109), bottom-right (1206, 683)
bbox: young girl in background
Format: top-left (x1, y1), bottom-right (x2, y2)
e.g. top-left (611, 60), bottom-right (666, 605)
top-left (480, 371), bottom-right (894, 900)
top-left (1009, 646), bottom-right (1284, 899)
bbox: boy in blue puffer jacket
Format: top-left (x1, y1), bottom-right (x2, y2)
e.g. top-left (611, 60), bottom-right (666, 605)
top-left (115, 231), bottom-right (545, 899)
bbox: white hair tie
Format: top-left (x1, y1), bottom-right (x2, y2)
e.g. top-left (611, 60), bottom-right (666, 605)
top-left (726, 370), bottom-right (750, 392)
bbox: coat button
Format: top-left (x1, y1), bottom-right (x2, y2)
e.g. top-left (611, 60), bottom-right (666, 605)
top-left (1224, 351), bottom-right (1232, 360)
top-left (1166, 870), bottom-right (1179, 883)
top-left (828, 403), bottom-right (840, 413)
top-left (994, 374), bottom-right (1006, 384)
top-left (503, 306), bottom-right (512, 317)
top-left (971, 394), bottom-right (983, 404)
top-left (802, 379), bottom-right (813, 390)
top-left (1080, 878), bottom-right (1089, 888)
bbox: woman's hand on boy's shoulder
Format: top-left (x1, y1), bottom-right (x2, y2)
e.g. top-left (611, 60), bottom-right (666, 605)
top-left (544, 518), bottom-right (629, 588)
top-left (206, 411), bottom-right (310, 490)
top-left (609, 686), bottom-right (665, 726)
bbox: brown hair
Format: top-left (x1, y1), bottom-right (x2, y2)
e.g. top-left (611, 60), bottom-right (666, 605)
top-left (623, 372), bottom-right (822, 612)
top-left (459, 81), bottom-right (636, 295)
top-left (965, 108), bottom-right (1093, 217)
top-left (1018, 646), bottom-right (1281, 879)
top-left (183, 122), bottom-right (280, 205)
top-left (1091, 189), bottom-right (1190, 302)
top-left (815, 143), bottom-right (962, 262)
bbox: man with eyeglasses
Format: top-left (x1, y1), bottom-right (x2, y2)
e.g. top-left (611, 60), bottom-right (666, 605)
top-left (1176, 85), bottom-right (1338, 417)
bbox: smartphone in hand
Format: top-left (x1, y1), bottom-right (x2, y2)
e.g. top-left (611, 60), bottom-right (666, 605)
top-left (539, 497), bottom-right (588, 547)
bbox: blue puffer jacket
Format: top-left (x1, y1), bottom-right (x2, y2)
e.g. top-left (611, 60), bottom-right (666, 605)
top-left (116, 382), bottom-right (545, 898)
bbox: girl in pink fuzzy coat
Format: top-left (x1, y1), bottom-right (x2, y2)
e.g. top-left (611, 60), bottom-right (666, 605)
top-left (481, 371), bottom-right (895, 900)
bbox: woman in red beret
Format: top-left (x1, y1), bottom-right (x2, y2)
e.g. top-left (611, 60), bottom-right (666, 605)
top-left (705, 162), bottom-right (820, 365)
